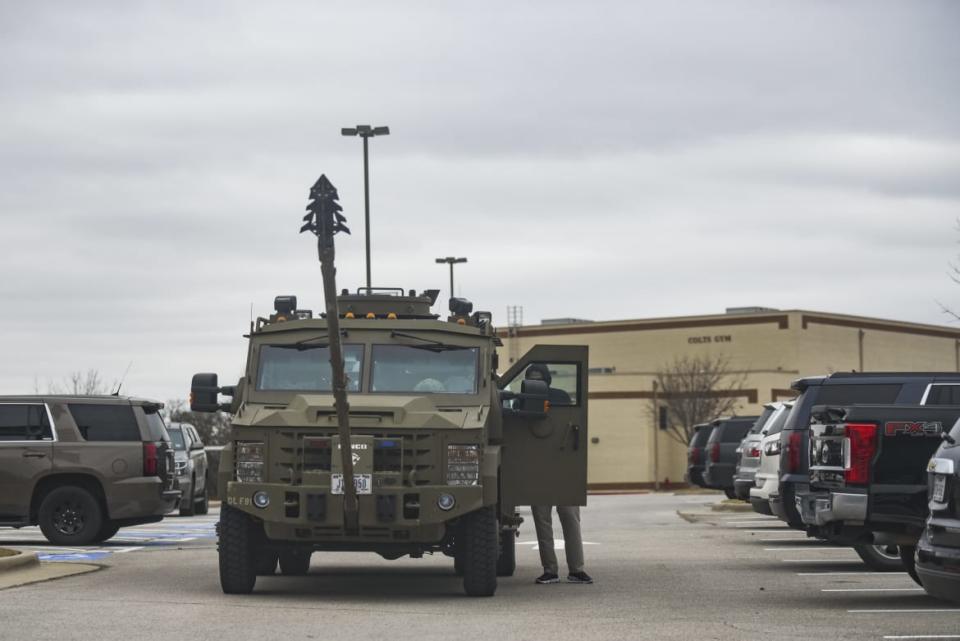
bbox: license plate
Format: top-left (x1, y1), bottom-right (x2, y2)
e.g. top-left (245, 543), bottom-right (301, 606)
top-left (933, 474), bottom-right (947, 503)
top-left (331, 473), bottom-right (372, 495)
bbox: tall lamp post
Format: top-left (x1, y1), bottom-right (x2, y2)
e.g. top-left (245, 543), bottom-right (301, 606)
top-left (435, 256), bottom-right (467, 301)
top-left (341, 124), bottom-right (390, 290)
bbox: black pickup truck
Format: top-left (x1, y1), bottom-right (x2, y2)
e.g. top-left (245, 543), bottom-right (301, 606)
top-left (916, 418), bottom-right (960, 602)
top-left (798, 403), bottom-right (960, 576)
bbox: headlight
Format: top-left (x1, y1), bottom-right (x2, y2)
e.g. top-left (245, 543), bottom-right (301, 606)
top-left (235, 441), bottom-right (265, 483)
top-left (447, 444), bottom-right (480, 486)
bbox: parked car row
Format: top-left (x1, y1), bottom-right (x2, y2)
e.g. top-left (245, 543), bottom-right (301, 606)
top-left (0, 395), bottom-right (209, 545)
top-left (688, 372), bottom-right (960, 604)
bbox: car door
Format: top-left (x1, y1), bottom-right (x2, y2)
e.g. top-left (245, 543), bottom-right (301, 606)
top-left (499, 345), bottom-right (588, 508)
top-left (0, 403), bottom-right (54, 519)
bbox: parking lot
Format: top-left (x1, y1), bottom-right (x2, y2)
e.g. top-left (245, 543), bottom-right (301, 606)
top-left (0, 493), bottom-right (955, 641)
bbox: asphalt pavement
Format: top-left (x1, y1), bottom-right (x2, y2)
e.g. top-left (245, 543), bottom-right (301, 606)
top-left (0, 493), bottom-right (957, 641)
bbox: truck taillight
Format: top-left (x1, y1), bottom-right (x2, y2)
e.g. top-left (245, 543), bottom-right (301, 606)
top-left (787, 431), bottom-right (803, 473)
top-left (749, 447), bottom-right (761, 458)
top-left (710, 442), bottom-right (721, 463)
top-left (844, 423), bottom-right (877, 485)
top-left (689, 448), bottom-right (701, 465)
top-left (143, 442), bottom-right (159, 476)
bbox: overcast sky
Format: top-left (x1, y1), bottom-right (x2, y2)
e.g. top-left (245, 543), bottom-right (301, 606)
top-left (1, 1), bottom-right (958, 402)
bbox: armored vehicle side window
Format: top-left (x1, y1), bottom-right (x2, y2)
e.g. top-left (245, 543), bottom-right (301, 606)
top-left (925, 384), bottom-right (960, 406)
top-left (371, 345), bottom-right (479, 394)
top-left (257, 344), bottom-right (364, 392)
top-left (69, 404), bottom-right (140, 442)
top-left (503, 363), bottom-right (580, 406)
top-left (0, 404), bottom-right (53, 441)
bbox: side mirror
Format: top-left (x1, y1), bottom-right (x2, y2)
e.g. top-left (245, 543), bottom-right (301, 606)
top-left (190, 373), bottom-right (221, 413)
top-left (519, 379), bottom-right (549, 414)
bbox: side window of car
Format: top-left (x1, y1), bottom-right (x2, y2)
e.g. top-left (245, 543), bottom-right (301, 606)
top-left (190, 427), bottom-right (204, 449)
top-left (0, 404), bottom-right (54, 441)
top-left (68, 404), bottom-right (140, 442)
top-left (924, 384), bottom-right (960, 406)
top-left (503, 363), bottom-right (580, 407)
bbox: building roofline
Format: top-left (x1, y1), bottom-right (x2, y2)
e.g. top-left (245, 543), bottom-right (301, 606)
top-left (497, 309), bottom-right (960, 340)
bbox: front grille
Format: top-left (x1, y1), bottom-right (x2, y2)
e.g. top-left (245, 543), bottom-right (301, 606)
top-left (271, 430), bottom-right (438, 487)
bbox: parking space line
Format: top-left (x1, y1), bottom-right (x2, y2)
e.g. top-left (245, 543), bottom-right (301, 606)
top-left (781, 558), bottom-right (860, 563)
top-left (847, 609), bottom-right (960, 613)
top-left (796, 572), bottom-right (907, 576)
top-left (883, 636), bottom-right (960, 639)
top-left (821, 588), bottom-right (924, 592)
top-left (764, 547), bottom-right (849, 551)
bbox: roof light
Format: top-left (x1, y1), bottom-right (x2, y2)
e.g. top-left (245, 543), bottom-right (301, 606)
top-left (387, 312), bottom-right (398, 319)
top-left (457, 318), bottom-right (466, 325)
top-left (366, 313), bottom-right (376, 319)
top-left (345, 312), bottom-right (355, 319)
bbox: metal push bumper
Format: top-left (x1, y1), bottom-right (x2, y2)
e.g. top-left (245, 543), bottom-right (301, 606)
top-left (797, 490), bottom-right (868, 527)
top-left (225, 481), bottom-right (486, 540)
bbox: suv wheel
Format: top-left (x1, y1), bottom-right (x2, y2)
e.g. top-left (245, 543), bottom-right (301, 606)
top-left (179, 477), bottom-right (197, 517)
top-left (461, 506), bottom-right (498, 597)
top-left (496, 529), bottom-right (516, 577)
top-left (195, 484), bottom-right (209, 516)
top-left (218, 506), bottom-right (259, 594)
top-left (278, 550), bottom-right (312, 576)
top-left (38, 486), bottom-right (104, 546)
top-left (854, 543), bottom-right (904, 571)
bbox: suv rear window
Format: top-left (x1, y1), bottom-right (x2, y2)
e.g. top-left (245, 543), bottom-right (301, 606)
top-left (750, 407), bottom-right (775, 434)
top-left (817, 384), bottom-right (902, 405)
top-left (765, 406), bottom-right (791, 435)
top-left (0, 404), bottom-right (54, 441)
top-left (925, 384), bottom-right (960, 406)
top-left (722, 422), bottom-right (753, 442)
top-left (142, 408), bottom-right (169, 441)
top-left (69, 404), bottom-right (140, 442)
top-left (690, 427), bottom-right (710, 448)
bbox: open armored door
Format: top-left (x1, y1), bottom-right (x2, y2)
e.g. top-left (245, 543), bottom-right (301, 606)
top-left (499, 345), bottom-right (589, 508)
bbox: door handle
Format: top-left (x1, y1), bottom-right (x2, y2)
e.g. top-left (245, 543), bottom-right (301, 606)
top-left (571, 424), bottom-right (581, 451)
top-left (22, 452), bottom-right (47, 459)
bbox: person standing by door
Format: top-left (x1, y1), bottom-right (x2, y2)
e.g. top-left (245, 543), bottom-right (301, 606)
top-left (523, 364), bottom-right (593, 585)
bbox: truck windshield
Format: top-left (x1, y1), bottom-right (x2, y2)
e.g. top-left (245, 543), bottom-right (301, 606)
top-left (371, 345), bottom-right (479, 394)
top-left (257, 344), bottom-right (364, 392)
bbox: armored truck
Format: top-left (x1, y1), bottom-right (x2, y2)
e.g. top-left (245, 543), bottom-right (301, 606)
top-left (191, 291), bottom-right (588, 596)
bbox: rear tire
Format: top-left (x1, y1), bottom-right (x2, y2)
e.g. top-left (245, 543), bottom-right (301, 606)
top-left (38, 486), bottom-right (104, 546)
top-left (496, 529), bottom-right (516, 577)
top-left (279, 550), bottom-right (312, 576)
top-left (854, 543), bottom-right (904, 571)
top-left (195, 484), bottom-right (209, 516)
top-left (462, 506), bottom-right (498, 597)
top-left (219, 506), bottom-right (259, 594)
top-left (179, 477), bottom-right (197, 517)
top-left (899, 545), bottom-right (921, 585)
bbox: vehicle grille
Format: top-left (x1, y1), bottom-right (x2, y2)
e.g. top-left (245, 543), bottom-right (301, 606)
top-left (271, 430), bottom-right (438, 487)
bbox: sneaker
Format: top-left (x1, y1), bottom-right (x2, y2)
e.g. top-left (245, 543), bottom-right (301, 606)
top-left (567, 571), bottom-right (593, 584)
top-left (535, 572), bottom-right (560, 584)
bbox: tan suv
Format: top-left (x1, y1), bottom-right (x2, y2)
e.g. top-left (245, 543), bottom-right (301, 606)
top-left (0, 396), bottom-right (180, 545)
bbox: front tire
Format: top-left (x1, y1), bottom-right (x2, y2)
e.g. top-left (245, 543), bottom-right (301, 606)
top-left (854, 543), bottom-right (904, 571)
top-left (462, 506), bottom-right (498, 597)
top-left (496, 529), bottom-right (516, 577)
top-left (38, 486), bottom-right (104, 546)
top-left (279, 550), bottom-right (312, 576)
top-left (179, 477), bottom-right (196, 517)
top-left (94, 521), bottom-right (121, 544)
top-left (219, 506), bottom-right (259, 594)
top-left (195, 484), bottom-right (209, 516)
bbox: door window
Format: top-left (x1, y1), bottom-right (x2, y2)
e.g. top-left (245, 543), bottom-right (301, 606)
top-left (503, 363), bottom-right (580, 407)
top-left (924, 384), bottom-right (960, 406)
top-left (0, 404), bottom-right (53, 441)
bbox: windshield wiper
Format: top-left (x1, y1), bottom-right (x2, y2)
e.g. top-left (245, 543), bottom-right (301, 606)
top-left (284, 330), bottom-right (348, 350)
top-left (390, 331), bottom-right (471, 352)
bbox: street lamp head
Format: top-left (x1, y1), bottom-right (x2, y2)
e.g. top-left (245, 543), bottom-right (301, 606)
top-left (341, 127), bottom-right (358, 136)
top-left (372, 126), bottom-right (390, 136)
top-left (355, 125), bottom-right (373, 135)
top-left (454, 257), bottom-right (467, 264)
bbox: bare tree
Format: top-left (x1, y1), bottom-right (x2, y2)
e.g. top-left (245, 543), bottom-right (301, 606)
top-left (649, 354), bottom-right (749, 445)
top-left (47, 369), bottom-right (116, 395)
top-left (939, 218), bottom-right (960, 322)
top-left (163, 399), bottom-right (231, 446)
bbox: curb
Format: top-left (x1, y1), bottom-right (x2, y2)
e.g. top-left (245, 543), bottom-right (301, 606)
top-left (0, 550), bottom-right (40, 574)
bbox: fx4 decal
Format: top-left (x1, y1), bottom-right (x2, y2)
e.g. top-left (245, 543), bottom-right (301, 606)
top-left (884, 421), bottom-right (944, 437)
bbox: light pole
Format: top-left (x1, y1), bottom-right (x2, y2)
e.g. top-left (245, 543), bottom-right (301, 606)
top-left (341, 125), bottom-right (390, 290)
top-left (435, 257), bottom-right (467, 301)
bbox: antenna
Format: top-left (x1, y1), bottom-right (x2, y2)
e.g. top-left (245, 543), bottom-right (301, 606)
top-left (112, 361), bottom-right (133, 396)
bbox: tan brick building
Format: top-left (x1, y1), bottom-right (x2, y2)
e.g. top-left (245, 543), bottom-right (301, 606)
top-left (497, 309), bottom-right (960, 490)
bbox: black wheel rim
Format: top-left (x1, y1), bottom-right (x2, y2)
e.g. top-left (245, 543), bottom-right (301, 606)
top-left (52, 500), bottom-right (86, 536)
top-left (874, 544), bottom-right (899, 561)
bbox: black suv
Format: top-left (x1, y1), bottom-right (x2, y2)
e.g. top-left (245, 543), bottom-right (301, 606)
top-left (703, 417), bottom-right (758, 499)
top-left (686, 423), bottom-right (711, 487)
top-left (777, 373), bottom-right (960, 528)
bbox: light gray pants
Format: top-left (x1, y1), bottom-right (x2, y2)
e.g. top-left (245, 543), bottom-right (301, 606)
top-left (531, 505), bottom-right (584, 575)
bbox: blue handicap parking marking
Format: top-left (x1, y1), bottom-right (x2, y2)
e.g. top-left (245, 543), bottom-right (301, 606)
top-left (38, 552), bottom-right (111, 562)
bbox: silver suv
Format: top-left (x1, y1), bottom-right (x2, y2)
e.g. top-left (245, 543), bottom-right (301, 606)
top-left (165, 422), bottom-right (209, 516)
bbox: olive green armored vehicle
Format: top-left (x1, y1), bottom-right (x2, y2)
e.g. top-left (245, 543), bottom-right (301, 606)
top-left (190, 175), bottom-right (588, 597)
